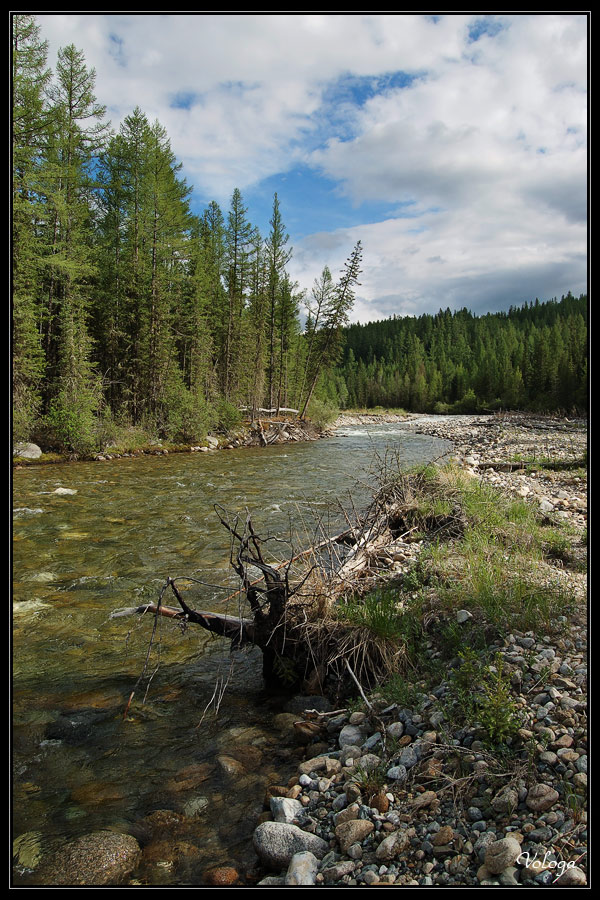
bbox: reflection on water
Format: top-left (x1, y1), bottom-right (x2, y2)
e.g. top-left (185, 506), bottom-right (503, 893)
top-left (12, 425), bottom-right (451, 884)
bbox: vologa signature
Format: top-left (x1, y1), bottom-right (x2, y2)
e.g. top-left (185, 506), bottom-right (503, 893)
top-left (517, 849), bottom-right (580, 882)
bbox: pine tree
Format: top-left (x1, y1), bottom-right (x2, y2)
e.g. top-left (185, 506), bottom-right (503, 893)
top-left (299, 241), bottom-right (362, 418)
top-left (265, 193), bottom-right (292, 409)
top-left (221, 188), bottom-right (253, 401)
top-left (40, 42), bottom-right (110, 452)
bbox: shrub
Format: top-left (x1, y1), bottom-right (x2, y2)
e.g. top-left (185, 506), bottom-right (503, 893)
top-left (305, 397), bottom-right (339, 429)
top-left (213, 398), bottom-right (242, 433)
top-left (449, 649), bottom-right (522, 746)
top-left (46, 390), bottom-right (99, 455)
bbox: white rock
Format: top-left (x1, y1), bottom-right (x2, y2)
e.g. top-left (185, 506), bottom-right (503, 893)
top-left (270, 797), bottom-right (304, 824)
top-left (285, 851), bottom-right (319, 886)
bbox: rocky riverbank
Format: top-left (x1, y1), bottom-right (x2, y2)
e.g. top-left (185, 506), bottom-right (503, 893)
top-left (249, 413), bottom-right (587, 887)
top-left (12, 418), bottom-right (326, 466)
top-left (405, 413), bottom-right (587, 532)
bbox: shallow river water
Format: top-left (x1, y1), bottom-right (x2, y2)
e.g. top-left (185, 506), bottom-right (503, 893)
top-left (12, 423), bottom-right (451, 885)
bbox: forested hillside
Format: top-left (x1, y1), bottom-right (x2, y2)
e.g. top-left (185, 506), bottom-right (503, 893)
top-left (12, 16), bottom-right (587, 457)
top-left (328, 294), bottom-right (587, 415)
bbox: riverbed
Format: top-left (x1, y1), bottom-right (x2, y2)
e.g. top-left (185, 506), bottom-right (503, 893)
top-left (12, 423), bottom-right (452, 885)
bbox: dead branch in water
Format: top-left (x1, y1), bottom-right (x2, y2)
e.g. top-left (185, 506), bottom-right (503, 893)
top-left (114, 462), bottom-right (464, 706)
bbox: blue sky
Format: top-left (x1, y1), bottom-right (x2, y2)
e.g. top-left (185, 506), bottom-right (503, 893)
top-left (37, 13), bottom-right (588, 323)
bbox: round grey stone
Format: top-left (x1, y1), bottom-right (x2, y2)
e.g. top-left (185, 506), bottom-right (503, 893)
top-left (253, 822), bottom-right (328, 870)
top-left (484, 837), bottom-right (522, 874)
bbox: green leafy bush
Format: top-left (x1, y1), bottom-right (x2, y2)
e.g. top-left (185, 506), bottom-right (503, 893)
top-left (449, 649), bottom-right (522, 746)
top-left (213, 398), bottom-right (242, 433)
top-left (46, 390), bottom-right (99, 455)
top-left (305, 397), bottom-right (339, 429)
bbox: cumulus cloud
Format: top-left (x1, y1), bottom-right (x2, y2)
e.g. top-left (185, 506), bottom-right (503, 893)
top-left (35, 13), bottom-right (588, 319)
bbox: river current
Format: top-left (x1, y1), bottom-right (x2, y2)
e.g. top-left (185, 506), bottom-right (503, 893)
top-left (12, 423), bottom-right (451, 884)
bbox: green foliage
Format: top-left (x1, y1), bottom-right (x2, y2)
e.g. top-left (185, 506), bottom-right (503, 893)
top-left (350, 762), bottom-right (388, 803)
top-left (11, 14), bottom-right (587, 451)
top-left (305, 397), bottom-right (339, 429)
top-left (449, 649), bottom-right (522, 746)
top-left (213, 398), bottom-right (242, 433)
top-left (46, 390), bottom-right (99, 455)
top-left (12, 385), bottom-right (41, 444)
top-left (337, 586), bottom-right (406, 641)
top-left (272, 652), bottom-right (298, 686)
top-left (380, 672), bottom-right (419, 708)
top-left (476, 654), bottom-right (522, 744)
top-left (336, 294), bottom-right (587, 414)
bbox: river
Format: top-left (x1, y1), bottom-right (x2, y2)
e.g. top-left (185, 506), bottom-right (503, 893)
top-left (12, 422), bottom-right (451, 885)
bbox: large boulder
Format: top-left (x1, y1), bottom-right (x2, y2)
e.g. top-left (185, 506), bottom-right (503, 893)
top-left (39, 831), bottom-right (141, 885)
top-left (13, 442), bottom-right (42, 459)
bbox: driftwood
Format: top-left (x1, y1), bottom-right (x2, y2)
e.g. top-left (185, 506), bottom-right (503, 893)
top-left (113, 465), bottom-right (458, 703)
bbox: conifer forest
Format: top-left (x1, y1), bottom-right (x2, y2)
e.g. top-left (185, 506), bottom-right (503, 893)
top-left (12, 16), bottom-right (587, 456)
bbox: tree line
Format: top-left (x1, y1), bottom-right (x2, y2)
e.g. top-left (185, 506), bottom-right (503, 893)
top-left (328, 294), bottom-right (587, 415)
top-left (12, 15), bottom-right (361, 453)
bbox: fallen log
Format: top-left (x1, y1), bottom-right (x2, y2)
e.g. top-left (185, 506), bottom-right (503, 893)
top-left (110, 602), bottom-right (256, 645)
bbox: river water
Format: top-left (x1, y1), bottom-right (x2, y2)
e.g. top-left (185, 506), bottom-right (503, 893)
top-left (12, 423), bottom-right (451, 885)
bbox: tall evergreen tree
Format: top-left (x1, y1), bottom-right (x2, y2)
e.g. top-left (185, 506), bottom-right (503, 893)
top-left (12, 14), bottom-right (52, 438)
top-left (41, 42), bottom-right (110, 451)
top-left (265, 193), bottom-right (292, 409)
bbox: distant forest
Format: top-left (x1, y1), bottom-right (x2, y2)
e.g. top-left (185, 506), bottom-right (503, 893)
top-left (329, 293), bottom-right (587, 415)
top-left (12, 16), bottom-right (587, 456)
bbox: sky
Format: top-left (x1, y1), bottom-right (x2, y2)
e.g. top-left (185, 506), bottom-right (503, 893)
top-left (36, 13), bottom-right (588, 324)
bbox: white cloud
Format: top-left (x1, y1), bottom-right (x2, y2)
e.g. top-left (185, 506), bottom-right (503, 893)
top-left (34, 13), bottom-right (588, 319)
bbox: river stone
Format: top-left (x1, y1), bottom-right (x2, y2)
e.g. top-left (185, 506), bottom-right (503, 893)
top-left (335, 819), bottom-right (374, 853)
top-left (253, 822), bottom-right (328, 869)
top-left (339, 745), bottom-right (363, 766)
top-left (203, 866), bottom-right (239, 886)
top-left (183, 796), bottom-right (209, 817)
top-left (272, 713), bottom-right (298, 735)
top-left (554, 866), bottom-right (587, 886)
top-left (356, 753), bottom-right (382, 772)
top-left (298, 756), bottom-right (341, 777)
top-left (13, 832), bottom-right (43, 870)
top-left (408, 791), bottom-right (438, 811)
top-left (335, 803), bottom-right (360, 826)
top-left (45, 708), bottom-right (117, 746)
top-left (217, 754), bottom-right (246, 778)
top-left (323, 860), bottom-right (356, 883)
top-left (484, 837), bottom-right (522, 874)
top-left (270, 797), bottom-right (303, 824)
top-left (13, 442), bottom-right (42, 459)
top-left (283, 695), bottom-right (334, 714)
top-left (387, 722), bottom-right (404, 739)
top-left (491, 787), bottom-right (519, 814)
top-left (398, 746), bottom-right (418, 769)
top-left (39, 831), bottom-right (141, 885)
top-left (525, 783), bottom-right (559, 812)
top-left (338, 724), bottom-right (366, 748)
top-left (375, 829), bottom-right (409, 860)
top-left (285, 851), bottom-right (319, 885)
top-left (386, 765), bottom-right (408, 783)
top-left (167, 762), bottom-right (214, 792)
top-left (432, 825), bottom-right (455, 846)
